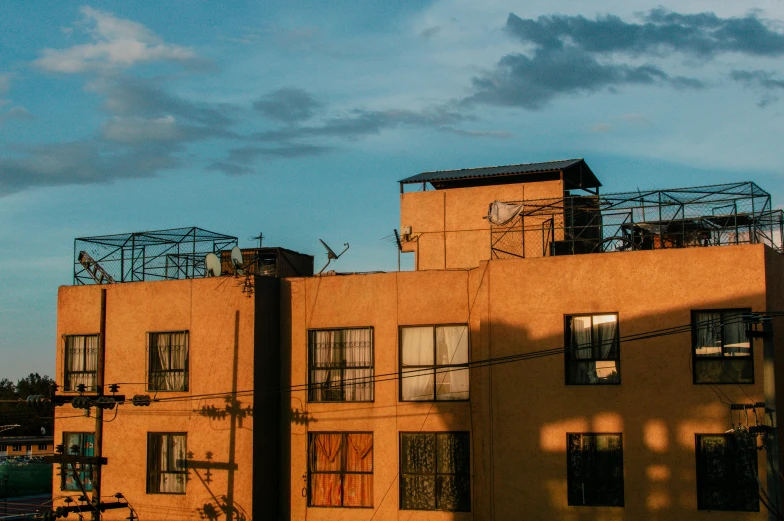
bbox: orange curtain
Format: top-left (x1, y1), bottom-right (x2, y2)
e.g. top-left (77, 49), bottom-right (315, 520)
top-left (344, 434), bottom-right (373, 507)
top-left (311, 434), bottom-right (342, 506)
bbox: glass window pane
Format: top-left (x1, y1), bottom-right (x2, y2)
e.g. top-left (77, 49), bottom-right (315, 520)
top-left (571, 317), bottom-right (592, 347)
top-left (402, 327), bottom-right (434, 366)
top-left (311, 473), bottom-right (342, 506)
top-left (437, 433), bottom-right (470, 474)
top-left (402, 368), bottom-right (434, 401)
top-left (435, 368), bottom-right (469, 400)
top-left (401, 433), bottom-right (436, 474)
top-left (401, 475), bottom-right (436, 510)
top-left (436, 475), bottom-right (471, 511)
top-left (695, 312), bottom-right (722, 356)
top-left (343, 474), bottom-right (373, 507)
top-left (436, 326), bottom-right (468, 365)
top-left (345, 434), bottom-right (373, 472)
top-left (311, 434), bottom-right (342, 472)
top-left (723, 312), bottom-right (750, 356)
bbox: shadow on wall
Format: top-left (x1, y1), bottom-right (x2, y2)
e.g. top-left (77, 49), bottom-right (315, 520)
top-left (280, 279), bottom-right (782, 521)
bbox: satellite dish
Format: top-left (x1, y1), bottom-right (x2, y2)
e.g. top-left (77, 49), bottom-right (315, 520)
top-left (231, 246), bottom-right (244, 275)
top-left (318, 239), bottom-right (350, 274)
top-left (320, 239), bottom-right (338, 260)
top-left (205, 253), bottom-right (221, 277)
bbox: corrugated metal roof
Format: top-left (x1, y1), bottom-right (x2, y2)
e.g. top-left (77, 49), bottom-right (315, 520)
top-left (400, 158), bottom-right (584, 184)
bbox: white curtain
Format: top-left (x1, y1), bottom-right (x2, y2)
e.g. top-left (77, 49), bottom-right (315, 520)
top-left (66, 335), bottom-right (98, 391)
top-left (344, 328), bottom-right (373, 401)
top-left (435, 326), bottom-right (469, 400)
top-left (158, 434), bottom-right (186, 493)
top-left (402, 327), bottom-right (434, 400)
top-left (570, 315), bottom-right (618, 383)
top-left (156, 334), bottom-right (173, 390)
top-left (311, 330), bottom-right (339, 401)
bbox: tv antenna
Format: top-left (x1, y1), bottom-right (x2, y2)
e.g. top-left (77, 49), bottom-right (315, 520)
top-left (249, 232), bottom-right (264, 248)
top-left (230, 246), bottom-right (244, 275)
top-left (205, 253), bottom-right (221, 277)
top-left (318, 239), bottom-right (349, 274)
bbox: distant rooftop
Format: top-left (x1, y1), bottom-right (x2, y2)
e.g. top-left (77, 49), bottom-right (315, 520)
top-left (399, 158), bottom-right (601, 192)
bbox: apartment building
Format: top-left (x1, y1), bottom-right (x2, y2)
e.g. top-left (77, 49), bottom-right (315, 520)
top-left (54, 229), bottom-right (312, 521)
top-left (54, 160), bottom-right (784, 520)
top-left (0, 436), bottom-right (53, 459)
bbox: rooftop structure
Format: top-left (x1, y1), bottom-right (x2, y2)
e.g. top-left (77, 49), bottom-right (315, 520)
top-left (73, 227), bottom-right (238, 285)
top-left (399, 158), bottom-right (600, 192)
top-left (490, 181), bottom-right (784, 259)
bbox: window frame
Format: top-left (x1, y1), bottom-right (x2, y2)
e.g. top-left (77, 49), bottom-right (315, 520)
top-left (146, 432), bottom-right (188, 495)
top-left (146, 331), bottom-right (190, 392)
top-left (61, 432), bottom-right (95, 491)
top-left (566, 432), bottom-right (624, 507)
top-left (12, 445), bottom-right (22, 452)
top-left (62, 334), bottom-right (99, 392)
top-left (399, 431), bottom-right (471, 512)
top-left (307, 327), bottom-right (375, 403)
top-left (398, 324), bottom-right (471, 402)
top-left (695, 433), bottom-right (760, 512)
top-left (691, 308), bottom-right (754, 385)
top-left (307, 431), bottom-right (374, 508)
top-left (564, 313), bottom-right (621, 386)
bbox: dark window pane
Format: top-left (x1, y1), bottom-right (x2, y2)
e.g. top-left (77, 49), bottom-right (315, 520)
top-left (567, 433), bottom-right (623, 507)
top-left (697, 434), bottom-right (759, 511)
top-left (437, 433), bottom-right (470, 475)
top-left (401, 434), bottom-right (436, 474)
top-left (401, 475), bottom-right (436, 510)
top-left (693, 310), bottom-right (753, 384)
top-left (436, 475), bottom-right (471, 511)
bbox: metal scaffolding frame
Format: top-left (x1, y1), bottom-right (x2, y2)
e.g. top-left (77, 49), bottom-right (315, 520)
top-left (490, 182), bottom-right (784, 259)
top-left (74, 227), bottom-right (238, 285)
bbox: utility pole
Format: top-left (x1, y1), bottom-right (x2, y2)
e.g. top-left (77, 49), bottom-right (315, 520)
top-left (762, 317), bottom-right (781, 520)
top-left (92, 288), bottom-right (107, 520)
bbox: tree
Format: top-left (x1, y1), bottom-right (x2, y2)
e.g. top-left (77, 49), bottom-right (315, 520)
top-left (0, 374), bottom-right (55, 436)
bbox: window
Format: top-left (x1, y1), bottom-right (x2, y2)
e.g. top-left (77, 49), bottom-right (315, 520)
top-left (308, 432), bottom-right (373, 507)
top-left (567, 433), bottom-right (624, 507)
top-left (38, 444), bottom-right (48, 450)
top-left (26, 445), bottom-right (31, 451)
top-left (147, 433), bottom-right (187, 494)
top-left (12, 445), bottom-right (21, 452)
top-left (400, 432), bottom-right (470, 512)
top-left (148, 332), bottom-right (189, 391)
top-left (692, 310), bottom-right (753, 384)
top-left (0, 445), bottom-right (6, 451)
top-left (308, 328), bottom-right (373, 402)
top-left (64, 335), bottom-right (98, 392)
top-left (565, 314), bottom-right (619, 384)
top-left (61, 432), bottom-right (94, 491)
top-left (696, 433), bottom-right (759, 511)
top-left (400, 325), bottom-right (469, 401)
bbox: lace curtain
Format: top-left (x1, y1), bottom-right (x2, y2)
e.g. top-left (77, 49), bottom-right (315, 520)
top-left (149, 332), bottom-right (188, 391)
top-left (65, 335), bottom-right (98, 391)
top-left (310, 329), bottom-right (373, 401)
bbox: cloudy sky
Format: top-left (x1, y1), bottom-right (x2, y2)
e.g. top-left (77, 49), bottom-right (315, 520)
top-left (2, 0), bottom-right (784, 380)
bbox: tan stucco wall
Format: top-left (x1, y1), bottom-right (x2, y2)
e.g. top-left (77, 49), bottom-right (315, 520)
top-left (54, 278), bottom-right (257, 521)
top-left (400, 180), bottom-right (564, 270)
top-left (285, 244), bottom-right (774, 521)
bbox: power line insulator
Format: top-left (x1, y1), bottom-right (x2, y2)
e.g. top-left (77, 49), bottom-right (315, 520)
top-left (131, 394), bottom-right (151, 406)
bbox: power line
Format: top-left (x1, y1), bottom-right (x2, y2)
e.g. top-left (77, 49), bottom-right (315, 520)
top-left (115, 314), bottom-right (754, 405)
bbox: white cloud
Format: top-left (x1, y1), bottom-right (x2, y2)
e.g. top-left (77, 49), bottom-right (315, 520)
top-left (0, 74), bottom-right (9, 94)
top-left (33, 6), bottom-right (202, 73)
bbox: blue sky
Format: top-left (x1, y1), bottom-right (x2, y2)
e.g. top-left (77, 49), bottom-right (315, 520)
top-left (2, 0), bottom-right (784, 380)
